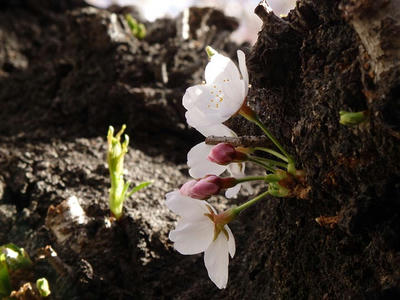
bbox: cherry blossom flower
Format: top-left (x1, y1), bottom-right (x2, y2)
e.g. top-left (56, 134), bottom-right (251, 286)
top-left (166, 190), bottom-right (235, 289)
top-left (182, 47), bottom-right (248, 130)
top-left (186, 123), bottom-right (245, 198)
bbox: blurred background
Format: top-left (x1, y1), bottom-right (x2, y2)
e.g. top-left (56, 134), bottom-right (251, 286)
top-left (86, 0), bottom-right (297, 43)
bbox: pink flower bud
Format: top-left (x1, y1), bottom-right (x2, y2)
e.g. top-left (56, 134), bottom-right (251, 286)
top-left (179, 180), bottom-right (197, 196)
top-left (190, 176), bottom-right (221, 199)
top-left (208, 143), bottom-right (247, 165)
top-left (208, 143), bottom-right (236, 165)
top-left (180, 175), bottom-right (237, 200)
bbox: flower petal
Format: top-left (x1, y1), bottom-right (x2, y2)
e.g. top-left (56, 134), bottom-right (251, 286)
top-left (225, 184), bottom-right (241, 198)
top-left (165, 191), bottom-right (210, 220)
top-left (183, 83), bottom-right (237, 126)
top-left (182, 85), bottom-right (210, 110)
top-left (204, 53), bottom-right (246, 121)
top-left (204, 232), bottom-right (230, 289)
top-left (227, 162), bottom-right (245, 177)
top-left (225, 225), bottom-right (236, 258)
top-left (187, 142), bottom-right (227, 178)
top-left (199, 123), bottom-right (236, 138)
top-left (205, 53), bottom-right (241, 85)
top-left (237, 50), bottom-right (248, 97)
top-left (224, 162), bottom-right (246, 198)
top-left (169, 219), bottom-right (214, 255)
top-left (185, 102), bottom-right (227, 128)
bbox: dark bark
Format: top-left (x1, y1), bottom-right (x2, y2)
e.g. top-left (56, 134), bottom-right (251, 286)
top-left (0, 0), bottom-right (399, 299)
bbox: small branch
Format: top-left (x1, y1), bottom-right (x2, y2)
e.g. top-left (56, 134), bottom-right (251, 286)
top-left (205, 135), bottom-right (272, 147)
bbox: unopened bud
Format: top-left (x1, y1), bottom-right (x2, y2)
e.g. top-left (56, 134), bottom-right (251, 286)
top-left (180, 175), bottom-right (236, 200)
top-left (208, 143), bottom-right (247, 165)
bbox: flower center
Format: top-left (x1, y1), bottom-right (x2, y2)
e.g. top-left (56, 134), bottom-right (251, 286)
top-left (207, 80), bottom-right (230, 110)
top-left (204, 205), bottom-right (229, 241)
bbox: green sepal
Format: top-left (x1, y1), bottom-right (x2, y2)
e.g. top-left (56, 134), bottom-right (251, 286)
top-left (267, 182), bottom-right (289, 197)
top-left (206, 46), bottom-right (217, 58)
top-left (264, 174), bottom-right (281, 182)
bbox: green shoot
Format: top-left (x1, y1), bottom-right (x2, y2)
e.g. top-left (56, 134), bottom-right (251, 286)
top-left (0, 244), bottom-right (32, 298)
top-left (36, 278), bottom-right (51, 297)
top-left (125, 14), bottom-right (146, 40)
top-left (107, 125), bottom-right (150, 219)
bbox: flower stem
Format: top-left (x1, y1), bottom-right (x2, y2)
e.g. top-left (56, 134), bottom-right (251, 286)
top-left (235, 175), bottom-right (268, 184)
top-left (254, 147), bottom-right (289, 162)
top-left (252, 117), bottom-right (292, 162)
top-left (233, 190), bottom-right (270, 215)
top-left (247, 157), bottom-right (276, 172)
top-left (250, 155), bottom-right (288, 168)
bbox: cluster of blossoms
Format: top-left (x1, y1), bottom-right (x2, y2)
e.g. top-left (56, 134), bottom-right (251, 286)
top-left (166, 47), bottom-right (304, 289)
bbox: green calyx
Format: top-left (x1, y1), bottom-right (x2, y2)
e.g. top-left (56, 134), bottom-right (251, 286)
top-left (267, 182), bottom-right (290, 197)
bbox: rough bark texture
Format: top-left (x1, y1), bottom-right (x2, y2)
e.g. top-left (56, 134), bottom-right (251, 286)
top-left (0, 0), bottom-right (399, 299)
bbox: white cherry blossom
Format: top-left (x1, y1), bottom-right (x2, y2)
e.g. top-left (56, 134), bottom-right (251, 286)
top-left (183, 48), bottom-right (248, 130)
top-left (186, 123), bottom-right (245, 198)
top-left (166, 191), bottom-right (235, 289)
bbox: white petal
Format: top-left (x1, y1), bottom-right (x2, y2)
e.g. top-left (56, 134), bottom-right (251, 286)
top-left (170, 219), bottom-right (214, 255)
top-left (183, 85), bottom-right (230, 126)
top-left (237, 50), bottom-right (248, 97)
top-left (225, 225), bottom-right (235, 258)
top-left (227, 162), bottom-right (245, 178)
top-left (205, 53), bottom-right (241, 85)
top-left (204, 232), bottom-right (230, 289)
top-left (187, 142), bottom-right (227, 178)
top-left (198, 123), bottom-right (236, 138)
top-left (185, 101), bottom-right (228, 127)
top-left (241, 181), bottom-right (254, 194)
top-left (182, 85), bottom-right (210, 110)
top-left (165, 191), bottom-right (210, 220)
top-left (204, 53), bottom-right (246, 120)
top-left (225, 184), bottom-right (241, 198)
top-left (224, 162), bottom-right (246, 198)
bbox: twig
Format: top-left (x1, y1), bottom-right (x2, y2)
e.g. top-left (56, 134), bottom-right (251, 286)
top-left (205, 135), bottom-right (272, 147)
